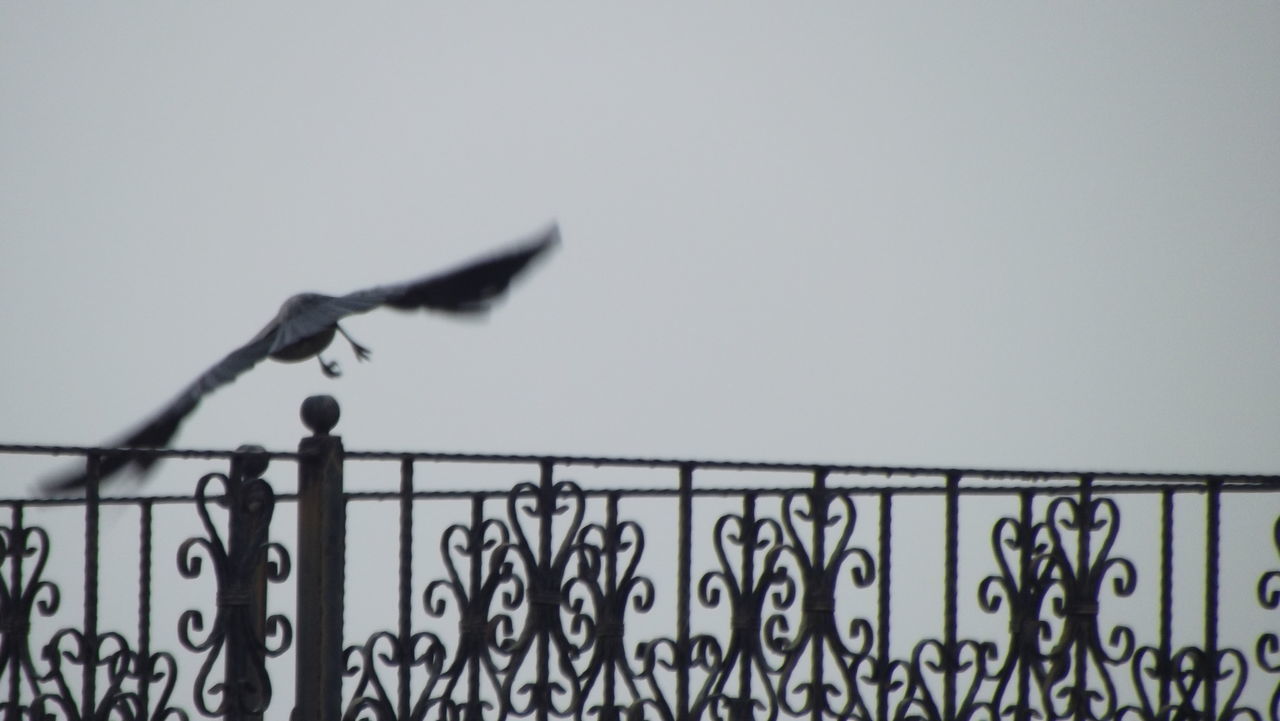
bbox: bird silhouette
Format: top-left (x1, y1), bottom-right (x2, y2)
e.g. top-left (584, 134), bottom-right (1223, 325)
top-left (42, 223), bottom-right (560, 492)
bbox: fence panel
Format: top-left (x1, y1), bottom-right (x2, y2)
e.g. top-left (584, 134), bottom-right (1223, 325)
top-left (2, 396), bottom-right (1278, 721)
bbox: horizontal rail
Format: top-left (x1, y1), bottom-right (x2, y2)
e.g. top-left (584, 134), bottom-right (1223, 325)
top-left (2, 396), bottom-right (1278, 721)
top-left (7, 480), bottom-right (1277, 509)
top-left (4, 443), bottom-right (1278, 486)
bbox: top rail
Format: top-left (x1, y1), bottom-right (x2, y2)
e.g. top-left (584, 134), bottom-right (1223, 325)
top-left (3, 442), bottom-right (1278, 485)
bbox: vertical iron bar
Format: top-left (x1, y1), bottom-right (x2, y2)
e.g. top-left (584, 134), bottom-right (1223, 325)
top-left (738, 492), bottom-right (757, 717)
top-left (224, 471), bottom-right (248, 721)
top-left (1204, 477), bottom-right (1222, 720)
top-left (604, 492), bottom-right (619, 719)
top-left (467, 494), bottom-right (483, 717)
top-left (6, 503), bottom-right (25, 720)
top-left (398, 458), bottom-right (414, 721)
top-left (1158, 490), bottom-right (1173, 712)
top-left (1072, 476), bottom-right (1093, 721)
top-left (249, 464), bottom-right (273, 721)
top-left (536, 461), bottom-right (554, 721)
top-left (943, 473), bottom-right (959, 721)
top-left (137, 501), bottom-right (153, 718)
top-left (676, 464), bottom-right (693, 721)
top-left (809, 470), bottom-right (827, 721)
top-left (1015, 491), bottom-right (1032, 721)
top-left (295, 396), bottom-right (345, 721)
top-left (225, 453), bottom-right (272, 721)
top-left (83, 453), bottom-right (100, 717)
top-left (876, 491), bottom-right (891, 721)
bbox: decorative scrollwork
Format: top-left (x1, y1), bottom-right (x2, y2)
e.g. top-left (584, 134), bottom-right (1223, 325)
top-left (1118, 646), bottom-right (1261, 721)
top-left (767, 488), bottom-right (877, 721)
top-left (346, 479), bottom-right (599, 721)
top-left (8, 421), bottom-right (1280, 721)
top-left (346, 501), bottom-right (522, 721)
top-left (896, 490), bottom-right (1142, 721)
top-left (176, 469), bottom-right (291, 717)
top-left (0, 513), bottom-right (60, 713)
top-left (1259, 517), bottom-right (1280, 721)
top-left (415, 509), bottom-right (519, 721)
top-left (1036, 494), bottom-right (1137, 720)
top-left (4, 507), bottom-right (189, 720)
top-left (31, 628), bottom-right (134, 719)
top-left (976, 509), bottom-right (1061, 718)
top-left (497, 478), bottom-right (588, 718)
top-left (113, 649), bottom-right (190, 721)
top-left (894, 637), bottom-right (1001, 721)
top-left (564, 501), bottom-right (660, 720)
top-left (335, 472), bottom-right (1277, 721)
top-left (342, 629), bottom-right (448, 721)
top-left (630, 636), bottom-right (702, 721)
top-left (691, 495), bottom-right (791, 721)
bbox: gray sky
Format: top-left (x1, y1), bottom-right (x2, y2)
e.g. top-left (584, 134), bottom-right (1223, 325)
top-left (3, 3), bottom-right (1278, 477)
top-left (2, 3), bottom-right (1279, 717)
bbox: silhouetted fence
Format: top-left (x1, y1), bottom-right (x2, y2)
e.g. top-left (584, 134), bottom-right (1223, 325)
top-left (2, 396), bottom-right (1278, 720)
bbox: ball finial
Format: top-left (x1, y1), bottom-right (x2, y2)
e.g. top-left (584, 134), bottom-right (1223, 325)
top-left (232, 443), bottom-right (269, 478)
top-left (301, 395), bottom-right (340, 435)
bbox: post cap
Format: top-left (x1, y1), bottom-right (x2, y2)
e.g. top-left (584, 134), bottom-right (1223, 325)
top-left (232, 443), bottom-right (269, 478)
top-left (301, 395), bottom-right (340, 436)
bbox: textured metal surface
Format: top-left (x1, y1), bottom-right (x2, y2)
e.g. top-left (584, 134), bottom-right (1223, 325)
top-left (335, 472), bottom-right (1279, 721)
top-left (176, 457), bottom-right (291, 719)
top-left (295, 408), bottom-right (346, 721)
top-left (2, 403), bottom-right (1279, 720)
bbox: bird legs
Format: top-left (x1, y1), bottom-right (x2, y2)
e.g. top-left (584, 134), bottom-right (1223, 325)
top-left (338, 325), bottom-right (372, 361)
top-left (317, 324), bottom-right (373, 378)
top-left (317, 356), bottom-right (342, 377)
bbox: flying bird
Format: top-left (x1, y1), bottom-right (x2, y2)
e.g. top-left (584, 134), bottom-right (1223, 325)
top-left (42, 223), bottom-right (560, 492)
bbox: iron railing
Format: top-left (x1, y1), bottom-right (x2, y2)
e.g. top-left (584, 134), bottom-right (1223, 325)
top-left (1, 395), bottom-right (1278, 721)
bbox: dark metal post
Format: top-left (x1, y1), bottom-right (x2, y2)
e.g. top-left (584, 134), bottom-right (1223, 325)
top-left (942, 472), bottom-right (960, 721)
top-left (82, 454), bottom-right (101, 717)
top-left (295, 395), bottom-right (345, 721)
top-left (1204, 477), bottom-right (1222, 720)
top-left (136, 501), bottom-right (153, 717)
top-left (396, 458), bottom-right (414, 721)
top-left (3, 503), bottom-right (29, 721)
top-left (676, 464), bottom-right (693, 721)
top-left (875, 491), bottom-right (892, 721)
top-left (225, 447), bottom-right (275, 721)
top-left (1158, 490), bottom-right (1174, 712)
top-left (1072, 475), bottom-right (1094, 721)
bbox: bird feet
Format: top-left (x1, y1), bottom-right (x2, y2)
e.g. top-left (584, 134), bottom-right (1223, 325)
top-left (319, 356), bottom-right (342, 378)
top-left (337, 325), bottom-right (372, 362)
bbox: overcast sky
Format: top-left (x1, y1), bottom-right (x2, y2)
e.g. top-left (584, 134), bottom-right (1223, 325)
top-left (2, 3), bottom-right (1279, 717)
top-left (3, 3), bottom-right (1278, 479)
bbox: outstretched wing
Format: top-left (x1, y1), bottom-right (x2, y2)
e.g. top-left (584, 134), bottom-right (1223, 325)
top-left (262, 223), bottom-right (560, 356)
top-left (40, 329), bottom-right (278, 492)
top-left (39, 222), bottom-right (560, 492)
top-left (345, 222), bottom-right (561, 313)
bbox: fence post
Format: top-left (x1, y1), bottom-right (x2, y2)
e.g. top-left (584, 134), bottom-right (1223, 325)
top-left (295, 395), bottom-right (345, 721)
top-left (224, 446), bottom-right (274, 721)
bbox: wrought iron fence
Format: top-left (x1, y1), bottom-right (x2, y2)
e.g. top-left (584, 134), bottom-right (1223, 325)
top-left (2, 395), bottom-right (1279, 721)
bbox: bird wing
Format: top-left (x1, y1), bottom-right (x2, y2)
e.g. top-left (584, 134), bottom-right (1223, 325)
top-left (40, 221), bottom-right (560, 491)
top-left (341, 222), bottom-right (561, 315)
top-left (262, 223), bottom-right (559, 356)
top-left (40, 329), bottom-right (278, 492)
